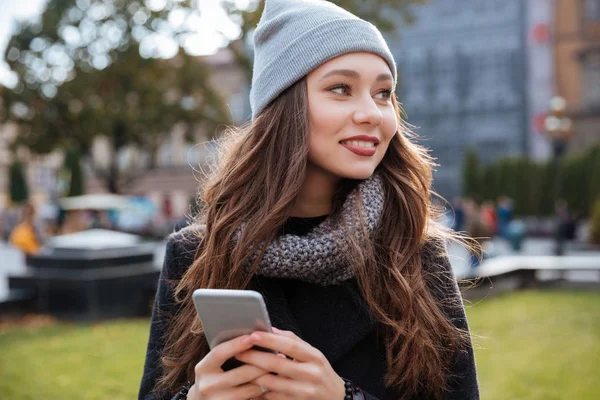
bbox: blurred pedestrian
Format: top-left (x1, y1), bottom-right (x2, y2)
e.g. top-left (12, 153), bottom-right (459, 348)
top-left (9, 204), bottom-right (42, 255)
top-left (464, 199), bottom-right (489, 268)
top-left (496, 196), bottom-right (513, 239)
top-left (59, 210), bottom-right (86, 235)
top-left (481, 200), bottom-right (497, 236)
top-left (139, 0), bottom-right (478, 399)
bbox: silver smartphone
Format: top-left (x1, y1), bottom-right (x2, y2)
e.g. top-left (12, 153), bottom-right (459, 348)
top-left (192, 289), bottom-right (273, 350)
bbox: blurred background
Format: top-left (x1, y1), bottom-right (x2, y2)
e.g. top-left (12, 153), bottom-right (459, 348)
top-left (0, 0), bottom-right (598, 399)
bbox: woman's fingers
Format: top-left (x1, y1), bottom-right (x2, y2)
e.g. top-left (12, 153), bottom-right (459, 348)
top-left (199, 334), bottom-right (253, 371)
top-left (219, 382), bottom-right (267, 400)
top-left (237, 349), bottom-right (325, 383)
top-left (222, 363), bottom-right (269, 387)
top-left (246, 331), bottom-right (321, 362)
top-left (253, 373), bottom-right (316, 398)
top-left (193, 363), bottom-right (270, 399)
top-left (235, 350), bottom-right (297, 378)
top-left (264, 392), bottom-right (293, 400)
top-left (271, 327), bottom-right (297, 339)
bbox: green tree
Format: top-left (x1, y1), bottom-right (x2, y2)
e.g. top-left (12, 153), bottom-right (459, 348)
top-left (589, 146), bottom-right (600, 213)
top-left (61, 147), bottom-right (85, 197)
top-left (462, 148), bottom-right (481, 200)
top-left (481, 163), bottom-right (499, 202)
top-left (591, 197), bottom-right (600, 244)
top-left (527, 162), bottom-right (546, 216)
top-left (538, 160), bottom-right (556, 216)
top-left (2, 0), bottom-right (231, 193)
top-left (8, 159), bottom-right (29, 204)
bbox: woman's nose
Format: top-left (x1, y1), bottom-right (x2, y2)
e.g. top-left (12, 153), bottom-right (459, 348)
top-left (352, 97), bottom-right (383, 126)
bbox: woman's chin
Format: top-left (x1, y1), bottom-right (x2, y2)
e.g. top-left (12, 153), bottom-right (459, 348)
top-left (336, 167), bottom-right (377, 181)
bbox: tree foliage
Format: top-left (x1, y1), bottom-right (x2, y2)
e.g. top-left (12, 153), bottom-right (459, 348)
top-left (8, 160), bottom-right (29, 204)
top-left (462, 147), bottom-right (481, 200)
top-left (590, 197), bottom-right (600, 244)
top-left (61, 147), bottom-right (85, 197)
top-left (465, 144), bottom-right (600, 217)
top-left (2, 0), bottom-right (425, 193)
top-left (2, 0), bottom-right (231, 192)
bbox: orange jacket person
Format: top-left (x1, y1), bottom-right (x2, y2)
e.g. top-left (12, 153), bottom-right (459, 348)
top-left (9, 204), bottom-right (41, 255)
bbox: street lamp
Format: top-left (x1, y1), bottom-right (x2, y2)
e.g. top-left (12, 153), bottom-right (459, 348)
top-left (543, 96), bottom-right (573, 256)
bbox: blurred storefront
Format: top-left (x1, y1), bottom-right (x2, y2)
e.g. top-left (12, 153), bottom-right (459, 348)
top-left (553, 0), bottom-right (600, 153)
top-left (0, 122), bottom-right (62, 208)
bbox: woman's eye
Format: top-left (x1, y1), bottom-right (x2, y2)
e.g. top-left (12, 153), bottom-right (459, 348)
top-left (375, 89), bottom-right (393, 101)
top-left (329, 85), bottom-right (351, 96)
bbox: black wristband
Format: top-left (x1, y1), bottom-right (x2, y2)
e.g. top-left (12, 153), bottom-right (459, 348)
top-left (171, 380), bottom-right (193, 400)
top-left (342, 378), bottom-right (365, 400)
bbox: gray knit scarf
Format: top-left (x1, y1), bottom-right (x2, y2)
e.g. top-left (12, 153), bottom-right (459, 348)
top-left (245, 173), bottom-right (385, 286)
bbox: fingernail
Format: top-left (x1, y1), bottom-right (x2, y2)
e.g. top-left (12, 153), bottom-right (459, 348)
top-left (251, 332), bottom-right (261, 340)
top-left (272, 327), bottom-right (280, 332)
top-left (243, 335), bottom-right (252, 344)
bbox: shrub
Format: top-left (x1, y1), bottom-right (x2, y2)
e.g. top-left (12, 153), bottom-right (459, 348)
top-left (590, 197), bottom-right (600, 244)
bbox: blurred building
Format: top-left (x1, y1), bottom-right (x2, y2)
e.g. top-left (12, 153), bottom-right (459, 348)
top-left (388, 0), bottom-right (550, 200)
top-left (0, 122), bottom-right (62, 208)
top-left (553, 0), bottom-right (600, 153)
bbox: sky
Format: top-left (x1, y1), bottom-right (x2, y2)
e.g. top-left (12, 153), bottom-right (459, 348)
top-left (0, 0), bottom-right (244, 87)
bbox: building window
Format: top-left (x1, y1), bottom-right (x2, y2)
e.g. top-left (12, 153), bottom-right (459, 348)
top-left (186, 144), bottom-right (200, 167)
top-left (33, 165), bottom-right (54, 191)
top-left (159, 141), bottom-right (172, 167)
top-left (585, 0), bottom-right (600, 20)
top-left (583, 51), bottom-right (600, 106)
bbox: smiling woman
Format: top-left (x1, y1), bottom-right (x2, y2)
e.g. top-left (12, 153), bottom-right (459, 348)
top-left (138, 1), bottom-right (480, 400)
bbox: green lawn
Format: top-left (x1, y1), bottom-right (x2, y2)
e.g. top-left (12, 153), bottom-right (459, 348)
top-left (0, 290), bottom-right (598, 400)
top-left (0, 318), bottom-right (150, 400)
top-left (467, 290), bottom-right (600, 400)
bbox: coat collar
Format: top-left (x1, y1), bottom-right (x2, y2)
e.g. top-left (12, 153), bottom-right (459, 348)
top-left (251, 277), bottom-right (376, 365)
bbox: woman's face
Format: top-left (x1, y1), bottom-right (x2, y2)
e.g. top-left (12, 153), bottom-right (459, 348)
top-left (306, 52), bottom-right (398, 180)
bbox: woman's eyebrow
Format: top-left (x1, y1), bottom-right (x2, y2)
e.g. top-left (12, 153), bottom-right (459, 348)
top-left (319, 69), bottom-right (393, 83)
top-left (376, 73), bottom-right (393, 82)
top-left (319, 69), bottom-right (360, 80)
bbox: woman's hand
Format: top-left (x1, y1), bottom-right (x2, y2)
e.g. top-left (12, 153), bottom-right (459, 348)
top-left (235, 328), bottom-right (346, 400)
top-left (187, 334), bottom-right (271, 400)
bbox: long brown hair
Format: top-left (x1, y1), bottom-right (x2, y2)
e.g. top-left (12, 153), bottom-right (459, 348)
top-left (156, 78), bottom-right (476, 399)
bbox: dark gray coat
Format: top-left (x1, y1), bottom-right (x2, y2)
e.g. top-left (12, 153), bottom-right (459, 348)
top-left (139, 230), bottom-right (479, 400)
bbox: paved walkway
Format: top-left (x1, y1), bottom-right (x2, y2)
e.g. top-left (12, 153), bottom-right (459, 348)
top-left (450, 237), bottom-right (600, 280)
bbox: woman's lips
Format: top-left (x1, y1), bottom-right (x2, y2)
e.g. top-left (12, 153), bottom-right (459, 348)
top-left (340, 143), bottom-right (377, 156)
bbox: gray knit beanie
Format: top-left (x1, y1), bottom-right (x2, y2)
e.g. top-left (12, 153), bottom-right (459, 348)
top-left (250, 0), bottom-right (397, 119)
